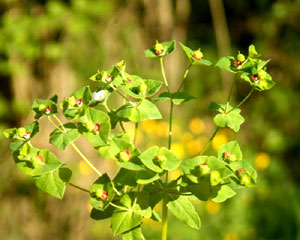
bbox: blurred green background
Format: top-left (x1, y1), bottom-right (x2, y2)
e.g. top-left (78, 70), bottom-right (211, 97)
top-left (1, 0), bottom-right (300, 239)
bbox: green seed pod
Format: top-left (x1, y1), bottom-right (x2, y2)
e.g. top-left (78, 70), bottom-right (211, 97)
top-left (17, 127), bottom-right (27, 138)
top-left (139, 82), bottom-right (148, 95)
top-left (155, 154), bottom-right (167, 166)
top-left (154, 41), bottom-right (165, 55)
top-left (200, 163), bottom-right (210, 175)
top-left (241, 174), bottom-right (251, 187)
top-left (237, 52), bottom-right (245, 62)
top-left (119, 150), bottom-right (131, 162)
top-left (68, 96), bottom-right (76, 107)
top-left (32, 155), bottom-right (45, 168)
top-left (96, 189), bottom-right (108, 201)
top-left (192, 49), bottom-right (203, 61)
top-left (210, 170), bottom-right (221, 186)
top-left (38, 104), bottom-right (46, 111)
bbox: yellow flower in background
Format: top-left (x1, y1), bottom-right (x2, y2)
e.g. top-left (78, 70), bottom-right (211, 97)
top-left (180, 132), bottom-right (193, 144)
top-left (171, 142), bottom-right (185, 159)
top-left (212, 131), bottom-right (228, 151)
top-left (172, 123), bottom-right (182, 137)
top-left (224, 232), bottom-right (239, 240)
top-left (255, 152), bottom-right (270, 171)
top-left (156, 121), bottom-right (169, 138)
top-left (79, 161), bottom-right (93, 175)
top-left (205, 200), bottom-right (221, 214)
top-left (189, 117), bottom-right (205, 135)
top-left (141, 120), bottom-right (157, 137)
top-left (186, 138), bottom-right (203, 156)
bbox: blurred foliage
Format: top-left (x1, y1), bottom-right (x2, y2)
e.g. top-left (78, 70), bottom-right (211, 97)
top-left (1, 0), bottom-right (300, 239)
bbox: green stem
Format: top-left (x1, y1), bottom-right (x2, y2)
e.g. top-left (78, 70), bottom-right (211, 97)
top-left (103, 103), bottom-right (110, 112)
top-left (71, 143), bottom-right (102, 176)
top-left (119, 120), bottom-right (126, 133)
top-left (225, 75), bottom-right (238, 112)
top-left (177, 63), bottom-right (192, 92)
top-left (69, 182), bottom-right (89, 193)
top-left (109, 202), bottom-right (128, 211)
top-left (199, 127), bottom-right (219, 155)
top-left (161, 172), bottom-right (169, 240)
top-left (229, 87), bottom-right (255, 113)
top-left (133, 122), bottom-right (139, 145)
top-left (168, 101), bottom-right (174, 150)
top-left (160, 57), bottom-right (170, 92)
top-left (50, 115), bottom-right (102, 176)
top-left (110, 84), bottom-right (131, 102)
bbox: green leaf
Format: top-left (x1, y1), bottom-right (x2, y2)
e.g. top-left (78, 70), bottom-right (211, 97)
top-left (138, 146), bottom-right (162, 173)
top-left (113, 168), bottom-right (138, 188)
top-left (136, 169), bottom-right (160, 184)
top-left (117, 99), bottom-right (162, 122)
top-left (215, 56), bottom-right (237, 73)
top-left (5, 121), bottom-right (40, 151)
top-left (121, 76), bottom-right (162, 99)
top-left (208, 101), bottom-right (233, 113)
top-left (144, 40), bottom-right (176, 58)
top-left (167, 195), bottom-right (201, 229)
top-left (153, 92), bottom-right (196, 105)
top-left (111, 193), bottom-right (151, 236)
top-left (32, 149), bottom-right (64, 176)
top-left (213, 108), bottom-right (244, 132)
top-left (90, 174), bottom-right (115, 211)
top-left (122, 226), bottom-right (144, 240)
top-left (61, 86), bottom-right (92, 120)
top-left (90, 206), bottom-right (114, 220)
top-left (117, 157), bottom-right (145, 171)
top-left (179, 42), bottom-right (212, 66)
top-left (49, 123), bottom-right (80, 150)
top-left (218, 141), bottom-right (243, 162)
top-left (33, 168), bottom-right (72, 199)
top-left (78, 108), bottom-right (111, 148)
top-left (212, 185), bottom-right (236, 203)
top-left (32, 97), bottom-right (58, 119)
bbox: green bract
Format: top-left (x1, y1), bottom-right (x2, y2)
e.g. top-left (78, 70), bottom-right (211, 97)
top-left (179, 42), bottom-right (212, 66)
top-left (3, 41), bottom-right (273, 239)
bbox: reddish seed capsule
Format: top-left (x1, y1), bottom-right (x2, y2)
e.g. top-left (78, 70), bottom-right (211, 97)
top-left (93, 123), bottom-right (101, 134)
top-left (223, 152), bottom-right (231, 160)
top-left (119, 149), bottom-right (131, 162)
top-left (251, 74), bottom-right (260, 83)
top-left (100, 191), bottom-right (108, 201)
top-left (127, 77), bottom-right (132, 82)
top-left (237, 168), bottom-right (245, 176)
top-left (233, 60), bottom-right (243, 68)
top-left (36, 155), bottom-right (45, 163)
top-left (24, 132), bottom-right (31, 140)
top-left (75, 98), bottom-right (83, 107)
top-left (45, 106), bottom-right (52, 114)
top-left (155, 49), bottom-right (165, 55)
top-left (106, 75), bottom-right (112, 82)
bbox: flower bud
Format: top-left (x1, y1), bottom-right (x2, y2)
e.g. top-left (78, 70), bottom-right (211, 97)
top-left (155, 154), bottom-right (167, 166)
top-left (96, 189), bottom-right (108, 201)
top-left (237, 52), bottom-right (245, 62)
top-left (210, 170), bottom-right (221, 186)
top-left (154, 42), bottom-right (165, 56)
top-left (45, 106), bottom-right (52, 115)
top-left (192, 49), bottom-right (203, 61)
top-left (119, 150), bottom-right (131, 162)
top-left (200, 163), bottom-right (210, 175)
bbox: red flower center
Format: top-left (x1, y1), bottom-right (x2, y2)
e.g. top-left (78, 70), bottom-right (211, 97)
top-left (45, 106), bottom-right (52, 114)
top-left (75, 98), bottom-right (83, 107)
top-left (36, 155), bottom-right (45, 163)
top-left (233, 60), bottom-right (243, 68)
top-left (93, 123), bottom-right (101, 134)
top-left (106, 75), bottom-right (112, 82)
top-left (24, 132), bottom-right (31, 139)
top-left (100, 191), bottom-right (108, 201)
top-left (155, 49), bottom-right (165, 55)
top-left (251, 74), bottom-right (260, 83)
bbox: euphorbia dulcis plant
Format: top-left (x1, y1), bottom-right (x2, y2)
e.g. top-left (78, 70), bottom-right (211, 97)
top-left (3, 40), bottom-right (274, 240)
